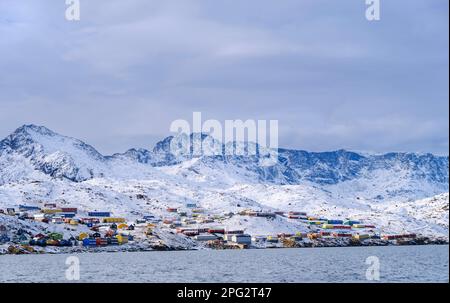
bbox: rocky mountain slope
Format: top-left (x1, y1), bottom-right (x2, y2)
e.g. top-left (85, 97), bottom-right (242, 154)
top-left (0, 125), bottom-right (448, 239)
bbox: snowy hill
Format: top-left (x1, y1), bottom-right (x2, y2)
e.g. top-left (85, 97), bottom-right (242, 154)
top-left (0, 125), bottom-right (108, 182)
top-left (0, 124), bottom-right (448, 239)
top-left (1, 125), bottom-right (447, 191)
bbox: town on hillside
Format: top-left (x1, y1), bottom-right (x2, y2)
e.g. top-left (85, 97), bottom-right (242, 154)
top-left (2, 201), bottom-right (445, 255)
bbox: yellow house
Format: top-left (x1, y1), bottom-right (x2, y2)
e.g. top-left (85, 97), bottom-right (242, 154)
top-left (322, 224), bottom-right (335, 229)
top-left (118, 223), bottom-right (128, 229)
top-left (353, 234), bottom-right (370, 240)
top-left (352, 224), bottom-right (367, 228)
top-left (103, 218), bottom-right (126, 223)
top-left (116, 234), bottom-right (129, 244)
top-left (78, 233), bottom-right (88, 240)
top-left (41, 209), bottom-right (62, 214)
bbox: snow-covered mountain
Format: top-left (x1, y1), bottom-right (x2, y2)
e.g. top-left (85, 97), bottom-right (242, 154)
top-left (0, 125), bottom-right (108, 182)
top-left (0, 124), bottom-right (448, 238)
top-left (0, 124), bottom-right (448, 196)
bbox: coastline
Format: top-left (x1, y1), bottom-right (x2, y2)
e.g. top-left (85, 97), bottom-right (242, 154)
top-left (1, 237), bottom-right (448, 256)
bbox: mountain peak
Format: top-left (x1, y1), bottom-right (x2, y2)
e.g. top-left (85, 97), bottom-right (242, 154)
top-left (0, 125), bottom-right (448, 191)
top-left (2, 124), bottom-right (60, 150)
top-left (17, 123), bottom-right (43, 130)
top-left (0, 124), bottom-right (106, 182)
top-left (111, 148), bottom-right (153, 164)
top-left (15, 124), bottom-right (56, 136)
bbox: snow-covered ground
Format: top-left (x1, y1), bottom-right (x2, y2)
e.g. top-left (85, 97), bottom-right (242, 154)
top-left (0, 173), bottom-right (448, 240)
top-left (0, 125), bottom-right (448, 244)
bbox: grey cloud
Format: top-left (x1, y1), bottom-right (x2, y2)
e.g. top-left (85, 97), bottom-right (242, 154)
top-left (0, 0), bottom-right (448, 155)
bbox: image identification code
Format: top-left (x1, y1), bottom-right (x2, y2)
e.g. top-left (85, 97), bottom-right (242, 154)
top-left (177, 287), bottom-right (272, 300)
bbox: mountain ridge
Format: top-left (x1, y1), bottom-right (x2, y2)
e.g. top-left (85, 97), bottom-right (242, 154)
top-left (0, 125), bottom-right (448, 240)
top-left (0, 124), bottom-right (448, 192)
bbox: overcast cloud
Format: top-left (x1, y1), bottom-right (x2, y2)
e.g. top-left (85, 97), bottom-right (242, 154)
top-left (0, 0), bottom-right (448, 155)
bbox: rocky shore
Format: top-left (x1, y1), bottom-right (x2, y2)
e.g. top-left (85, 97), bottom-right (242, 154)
top-left (1, 236), bottom-right (448, 255)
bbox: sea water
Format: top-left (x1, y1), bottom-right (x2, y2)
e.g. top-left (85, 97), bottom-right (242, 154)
top-left (0, 245), bottom-right (448, 283)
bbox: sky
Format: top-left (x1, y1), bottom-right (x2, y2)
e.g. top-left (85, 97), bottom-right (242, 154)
top-left (0, 0), bottom-right (448, 155)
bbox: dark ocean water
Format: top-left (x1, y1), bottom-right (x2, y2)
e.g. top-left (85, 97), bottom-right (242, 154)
top-left (0, 245), bottom-right (448, 282)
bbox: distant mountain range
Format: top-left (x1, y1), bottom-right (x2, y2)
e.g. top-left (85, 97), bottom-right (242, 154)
top-left (1, 124), bottom-right (448, 188)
